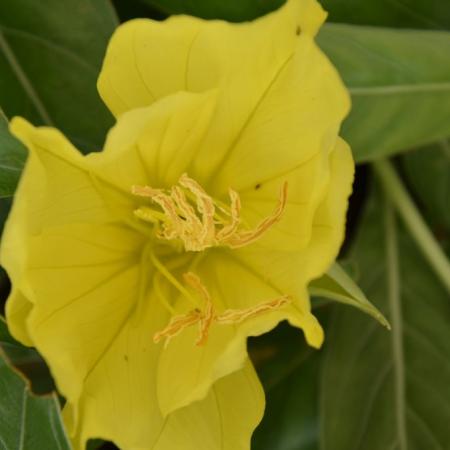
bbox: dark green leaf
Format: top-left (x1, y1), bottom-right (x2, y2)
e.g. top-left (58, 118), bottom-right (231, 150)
top-left (0, 0), bottom-right (118, 152)
top-left (320, 186), bottom-right (450, 450)
top-left (0, 315), bottom-right (15, 347)
top-left (112, 0), bottom-right (167, 22)
top-left (87, 439), bottom-right (107, 450)
top-left (251, 323), bottom-right (320, 450)
top-left (318, 24), bottom-right (450, 162)
top-left (0, 316), bottom-right (55, 395)
top-left (0, 315), bottom-right (34, 364)
top-left (0, 348), bottom-right (71, 449)
top-left (0, 110), bottom-right (26, 198)
top-left (320, 0), bottom-right (450, 30)
top-left (402, 139), bottom-right (450, 232)
top-left (139, 0), bottom-right (284, 22)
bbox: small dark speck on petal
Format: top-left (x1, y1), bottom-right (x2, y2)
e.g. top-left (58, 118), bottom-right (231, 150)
top-left (296, 25), bottom-right (301, 36)
top-left (255, 183), bottom-right (261, 190)
top-left (124, 355), bottom-right (129, 362)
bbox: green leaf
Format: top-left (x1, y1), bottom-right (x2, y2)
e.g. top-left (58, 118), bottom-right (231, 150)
top-left (0, 315), bottom-right (36, 364)
top-left (112, 0), bottom-right (167, 22)
top-left (251, 323), bottom-right (320, 450)
top-left (320, 0), bottom-right (450, 30)
top-left (1, 316), bottom-right (55, 396)
top-left (318, 24), bottom-right (450, 162)
top-left (0, 0), bottom-right (117, 152)
top-left (402, 139), bottom-right (450, 232)
top-left (320, 186), bottom-right (450, 450)
top-left (0, 109), bottom-right (26, 198)
top-left (87, 439), bottom-right (106, 450)
top-left (139, 0), bottom-right (284, 22)
top-left (0, 315), bottom-right (15, 347)
top-left (0, 348), bottom-right (71, 449)
top-left (309, 262), bottom-right (390, 329)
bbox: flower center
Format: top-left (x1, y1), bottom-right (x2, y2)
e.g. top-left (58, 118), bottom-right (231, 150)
top-left (131, 173), bottom-right (290, 346)
top-left (132, 173), bottom-right (287, 252)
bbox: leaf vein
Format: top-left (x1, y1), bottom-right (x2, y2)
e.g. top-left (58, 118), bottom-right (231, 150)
top-left (0, 30), bottom-right (53, 125)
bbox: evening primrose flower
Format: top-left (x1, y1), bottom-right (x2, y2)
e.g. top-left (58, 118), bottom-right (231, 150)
top-left (0, 0), bottom-right (353, 449)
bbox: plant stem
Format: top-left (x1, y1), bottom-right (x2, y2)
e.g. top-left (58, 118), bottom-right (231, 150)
top-left (373, 159), bottom-right (450, 295)
top-left (384, 200), bottom-right (407, 450)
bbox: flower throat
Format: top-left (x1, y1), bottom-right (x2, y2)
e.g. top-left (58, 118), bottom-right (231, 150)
top-left (132, 173), bottom-right (290, 347)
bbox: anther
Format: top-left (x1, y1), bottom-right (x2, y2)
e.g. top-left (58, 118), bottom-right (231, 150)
top-left (184, 272), bottom-right (215, 346)
top-left (153, 310), bottom-right (202, 347)
top-left (223, 181), bottom-right (288, 248)
top-left (153, 271), bottom-right (291, 347)
top-left (179, 174), bottom-right (216, 246)
top-left (215, 296), bottom-right (291, 324)
top-left (132, 174), bottom-right (288, 252)
top-left (216, 189), bottom-right (241, 241)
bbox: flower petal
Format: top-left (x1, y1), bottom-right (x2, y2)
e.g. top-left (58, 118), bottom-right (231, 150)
top-left (98, 0), bottom-right (344, 195)
top-left (1, 118), bottom-right (138, 345)
top-left (154, 361), bottom-right (264, 450)
top-left (97, 0), bottom-right (348, 216)
top-left (23, 225), bottom-right (143, 402)
top-left (98, 0), bottom-right (326, 117)
top-left (208, 34), bottom-right (349, 194)
top-left (301, 137), bottom-right (355, 277)
top-left (7, 117), bottom-right (133, 229)
top-left (234, 137), bottom-right (354, 286)
top-left (87, 90), bottom-right (217, 190)
top-left (237, 147), bottom-right (332, 252)
top-left (63, 280), bottom-right (264, 450)
top-left (156, 249), bottom-right (322, 416)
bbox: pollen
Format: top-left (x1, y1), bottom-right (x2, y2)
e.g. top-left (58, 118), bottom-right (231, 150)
top-left (132, 173), bottom-right (287, 252)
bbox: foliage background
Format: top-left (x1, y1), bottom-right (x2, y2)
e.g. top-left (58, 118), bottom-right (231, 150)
top-left (0, 0), bottom-right (449, 449)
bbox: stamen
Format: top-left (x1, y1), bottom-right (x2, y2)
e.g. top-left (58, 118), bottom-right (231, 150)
top-left (224, 181), bottom-right (288, 248)
top-left (184, 272), bottom-right (215, 346)
top-left (172, 186), bottom-right (202, 236)
top-left (153, 270), bottom-right (291, 347)
top-left (216, 189), bottom-right (241, 241)
top-left (132, 175), bottom-right (288, 252)
top-left (131, 185), bottom-right (163, 197)
top-left (152, 194), bottom-right (184, 241)
top-left (153, 310), bottom-right (201, 347)
top-left (179, 174), bottom-right (216, 245)
top-left (132, 176), bottom-right (291, 347)
top-left (215, 296), bottom-right (291, 324)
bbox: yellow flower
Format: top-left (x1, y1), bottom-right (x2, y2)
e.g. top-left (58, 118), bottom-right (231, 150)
top-left (0, 0), bottom-right (354, 449)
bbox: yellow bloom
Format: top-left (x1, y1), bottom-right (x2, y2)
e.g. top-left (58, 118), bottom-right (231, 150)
top-left (0, 0), bottom-right (353, 449)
